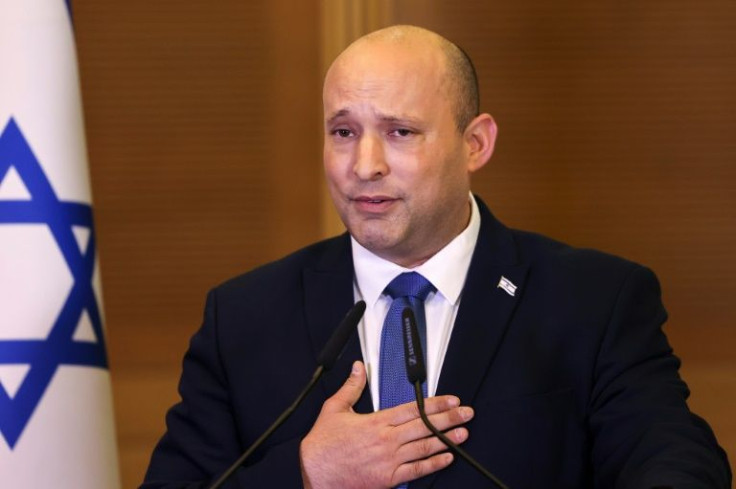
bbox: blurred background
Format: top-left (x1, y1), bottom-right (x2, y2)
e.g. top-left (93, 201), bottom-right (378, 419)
top-left (72, 0), bottom-right (735, 486)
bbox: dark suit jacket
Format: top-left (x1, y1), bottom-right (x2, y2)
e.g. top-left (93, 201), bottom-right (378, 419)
top-left (142, 199), bottom-right (730, 488)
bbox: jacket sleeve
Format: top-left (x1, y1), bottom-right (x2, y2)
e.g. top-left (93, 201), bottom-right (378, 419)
top-left (140, 288), bottom-right (305, 489)
top-left (589, 265), bottom-right (731, 488)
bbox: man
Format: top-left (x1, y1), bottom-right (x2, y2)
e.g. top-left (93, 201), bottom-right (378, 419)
top-left (142, 26), bottom-right (730, 488)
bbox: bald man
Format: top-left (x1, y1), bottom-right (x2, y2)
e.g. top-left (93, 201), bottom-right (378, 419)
top-left (142, 26), bottom-right (730, 488)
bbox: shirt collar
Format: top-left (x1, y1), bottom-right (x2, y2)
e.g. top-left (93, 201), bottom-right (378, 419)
top-left (352, 193), bottom-right (481, 306)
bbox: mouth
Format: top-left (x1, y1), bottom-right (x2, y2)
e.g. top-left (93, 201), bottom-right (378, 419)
top-left (351, 195), bottom-right (397, 213)
top-left (353, 194), bottom-right (395, 203)
top-left (361, 198), bottom-right (389, 203)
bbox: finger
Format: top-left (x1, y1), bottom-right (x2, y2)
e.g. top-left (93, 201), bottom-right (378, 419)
top-left (396, 427), bottom-right (469, 464)
top-left (392, 452), bottom-right (455, 486)
top-left (426, 405), bottom-right (474, 432)
top-left (321, 361), bottom-right (367, 413)
top-left (385, 395), bottom-right (461, 426)
top-left (395, 406), bottom-right (474, 445)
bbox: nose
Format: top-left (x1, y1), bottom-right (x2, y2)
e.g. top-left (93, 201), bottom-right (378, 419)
top-left (353, 133), bottom-right (388, 181)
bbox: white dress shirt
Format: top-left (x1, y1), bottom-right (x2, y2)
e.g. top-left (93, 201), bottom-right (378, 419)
top-left (351, 194), bottom-right (481, 410)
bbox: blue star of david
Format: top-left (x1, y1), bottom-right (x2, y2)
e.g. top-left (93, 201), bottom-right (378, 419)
top-left (0, 117), bottom-right (108, 449)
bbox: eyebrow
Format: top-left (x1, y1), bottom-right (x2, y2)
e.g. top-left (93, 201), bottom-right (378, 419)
top-left (379, 115), bottom-right (421, 125)
top-left (325, 109), bottom-right (420, 126)
top-left (325, 109), bottom-right (350, 125)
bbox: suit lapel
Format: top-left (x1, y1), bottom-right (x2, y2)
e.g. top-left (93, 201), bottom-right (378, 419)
top-left (303, 234), bottom-right (373, 414)
top-left (414, 199), bottom-right (529, 489)
top-left (437, 200), bottom-right (528, 402)
top-left (436, 264), bottom-right (528, 401)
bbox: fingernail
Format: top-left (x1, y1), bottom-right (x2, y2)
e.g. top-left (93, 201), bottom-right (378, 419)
top-left (460, 407), bottom-right (474, 421)
top-left (447, 396), bottom-right (460, 407)
top-left (351, 361), bottom-right (360, 375)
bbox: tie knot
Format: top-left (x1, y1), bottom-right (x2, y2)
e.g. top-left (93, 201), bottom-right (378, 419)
top-left (384, 272), bottom-right (435, 301)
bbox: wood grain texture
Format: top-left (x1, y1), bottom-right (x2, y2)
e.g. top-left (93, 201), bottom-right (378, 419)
top-left (75, 1), bottom-right (322, 486)
top-left (394, 0), bottom-right (736, 473)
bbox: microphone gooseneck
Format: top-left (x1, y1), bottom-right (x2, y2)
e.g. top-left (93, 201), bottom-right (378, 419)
top-left (208, 300), bottom-right (366, 489)
top-left (318, 300), bottom-right (366, 369)
top-left (401, 307), bottom-right (510, 489)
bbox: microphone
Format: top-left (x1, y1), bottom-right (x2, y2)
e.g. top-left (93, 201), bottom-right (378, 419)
top-left (401, 304), bottom-right (426, 385)
top-left (318, 300), bottom-right (366, 369)
top-left (400, 307), bottom-right (509, 489)
top-left (209, 300), bottom-right (366, 489)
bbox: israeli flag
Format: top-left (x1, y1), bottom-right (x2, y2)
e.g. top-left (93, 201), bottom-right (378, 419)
top-left (497, 276), bottom-right (517, 297)
top-left (0, 0), bottom-right (120, 487)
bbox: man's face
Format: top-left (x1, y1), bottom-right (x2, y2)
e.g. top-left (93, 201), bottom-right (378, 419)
top-left (323, 41), bottom-right (476, 267)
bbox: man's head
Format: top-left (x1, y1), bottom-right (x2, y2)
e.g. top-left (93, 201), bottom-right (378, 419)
top-left (323, 25), bottom-right (497, 268)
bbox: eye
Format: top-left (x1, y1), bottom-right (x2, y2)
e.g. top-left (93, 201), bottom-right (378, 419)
top-left (390, 128), bottom-right (414, 137)
top-left (332, 128), bottom-right (353, 138)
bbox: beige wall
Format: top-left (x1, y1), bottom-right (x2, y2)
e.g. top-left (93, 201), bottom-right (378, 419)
top-left (74, 1), bottom-right (735, 486)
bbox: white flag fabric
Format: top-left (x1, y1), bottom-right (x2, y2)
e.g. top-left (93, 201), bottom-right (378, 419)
top-left (0, 0), bottom-right (120, 487)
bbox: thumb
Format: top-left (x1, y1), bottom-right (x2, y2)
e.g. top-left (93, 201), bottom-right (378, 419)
top-left (322, 361), bottom-right (367, 413)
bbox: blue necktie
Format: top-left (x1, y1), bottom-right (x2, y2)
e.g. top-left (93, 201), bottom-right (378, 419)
top-left (379, 271), bottom-right (435, 410)
top-left (379, 272), bottom-right (435, 489)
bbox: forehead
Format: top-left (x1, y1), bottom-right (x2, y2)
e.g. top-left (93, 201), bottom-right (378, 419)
top-left (323, 41), bottom-right (451, 119)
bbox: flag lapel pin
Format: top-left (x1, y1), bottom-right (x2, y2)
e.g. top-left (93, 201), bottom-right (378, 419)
top-left (497, 276), bottom-right (517, 297)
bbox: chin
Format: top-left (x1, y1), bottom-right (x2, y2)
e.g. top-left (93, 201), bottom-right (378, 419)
top-left (351, 226), bottom-right (401, 255)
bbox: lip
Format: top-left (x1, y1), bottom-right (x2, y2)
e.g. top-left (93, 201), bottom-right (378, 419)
top-left (351, 195), bottom-right (398, 213)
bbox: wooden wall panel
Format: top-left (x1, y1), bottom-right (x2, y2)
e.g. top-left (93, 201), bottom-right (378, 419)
top-left (74, 1), bottom-right (322, 486)
top-left (396, 0), bottom-right (736, 470)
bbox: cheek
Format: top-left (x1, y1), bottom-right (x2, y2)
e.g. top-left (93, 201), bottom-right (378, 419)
top-left (414, 161), bottom-right (470, 213)
top-left (324, 145), bottom-right (354, 179)
top-left (324, 173), bottom-right (346, 204)
top-left (409, 154), bottom-right (463, 191)
top-left (323, 154), bottom-right (344, 188)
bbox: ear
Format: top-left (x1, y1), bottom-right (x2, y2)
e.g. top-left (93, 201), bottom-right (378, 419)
top-left (463, 113), bottom-right (498, 173)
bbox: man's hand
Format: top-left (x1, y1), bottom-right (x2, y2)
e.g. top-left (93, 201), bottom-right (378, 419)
top-left (300, 361), bottom-right (474, 489)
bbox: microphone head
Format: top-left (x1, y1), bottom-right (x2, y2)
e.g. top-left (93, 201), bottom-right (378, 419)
top-left (317, 300), bottom-right (366, 370)
top-left (401, 307), bottom-right (426, 384)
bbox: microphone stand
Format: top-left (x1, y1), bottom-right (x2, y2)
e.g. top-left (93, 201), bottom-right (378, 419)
top-left (412, 380), bottom-right (509, 489)
top-left (208, 366), bottom-right (325, 489)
